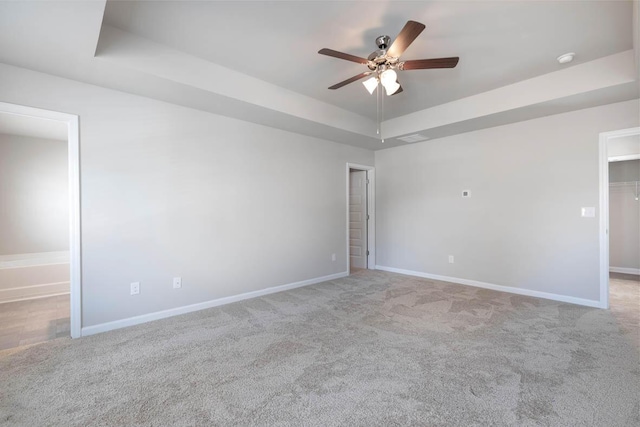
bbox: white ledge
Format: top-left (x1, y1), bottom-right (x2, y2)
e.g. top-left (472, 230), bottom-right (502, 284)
top-left (384, 50), bottom-right (637, 138)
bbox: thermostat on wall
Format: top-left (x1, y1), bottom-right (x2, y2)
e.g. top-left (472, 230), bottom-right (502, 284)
top-left (581, 207), bottom-right (595, 218)
top-left (462, 190), bottom-right (471, 198)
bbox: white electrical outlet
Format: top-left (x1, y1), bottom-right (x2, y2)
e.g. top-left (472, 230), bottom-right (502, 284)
top-left (448, 255), bottom-right (454, 264)
top-left (331, 253), bottom-right (336, 262)
top-left (173, 277), bottom-right (182, 289)
top-left (130, 282), bottom-right (140, 295)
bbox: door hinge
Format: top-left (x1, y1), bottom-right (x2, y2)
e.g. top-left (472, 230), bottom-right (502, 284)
top-left (366, 179), bottom-right (370, 184)
top-left (367, 250), bottom-right (370, 256)
top-left (367, 214), bottom-right (370, 220)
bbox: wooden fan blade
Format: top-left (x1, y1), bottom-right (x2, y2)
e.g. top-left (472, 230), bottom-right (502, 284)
top-left (328, 72), bottom-right (371, 90)
top-left (402, 57), bottom-right (459, 70)
top-left (318, 48), bottom-right (368, 64)
top-left (387, 20), bottom-right (426, 58)
top-left (391, 85), bottom-right (403, 96)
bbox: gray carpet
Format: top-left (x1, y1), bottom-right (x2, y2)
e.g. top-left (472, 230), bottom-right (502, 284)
top-left (1, 270), bottom-right (638, 426)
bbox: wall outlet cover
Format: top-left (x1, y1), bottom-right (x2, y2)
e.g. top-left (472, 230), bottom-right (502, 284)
top-left (173, 277), bottom-right (182, 289)
top-left (130, 282), bottom-right (140, 295)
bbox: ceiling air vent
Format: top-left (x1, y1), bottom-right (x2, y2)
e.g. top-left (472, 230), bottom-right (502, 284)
top-left (397, 133), bottom-right (430, 143)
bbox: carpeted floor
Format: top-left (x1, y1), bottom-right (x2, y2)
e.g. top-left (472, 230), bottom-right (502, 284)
top-left (1, 270), bottom-right (638, 426)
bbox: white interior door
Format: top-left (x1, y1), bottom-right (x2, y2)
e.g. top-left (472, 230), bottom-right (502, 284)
top-left (349, 170), bottom-right (367, 270)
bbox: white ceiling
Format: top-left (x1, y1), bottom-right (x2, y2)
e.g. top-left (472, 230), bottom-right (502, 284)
top-left (0, 1), bottom-right (637, 150)
top-left (103, 0), bottom-right (633, 119)
top-left (0, 113), bottom-right (67, 141)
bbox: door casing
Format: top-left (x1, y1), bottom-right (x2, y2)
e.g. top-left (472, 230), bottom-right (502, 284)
top-left (598, 126), bottom-right (640, 309)
top-left (0, 101), bottom-right (82, 338)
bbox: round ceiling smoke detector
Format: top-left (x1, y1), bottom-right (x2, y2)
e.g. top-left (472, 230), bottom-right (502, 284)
top-left (557, 52), bottom-right (575, 64)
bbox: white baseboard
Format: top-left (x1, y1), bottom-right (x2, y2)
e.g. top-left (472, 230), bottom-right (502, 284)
top-left (0, 281), bottom-right (70, 304)
top-left (610, 266), bottom-right (640, 275)
top-left (81, 271), bottom-right (349, 337)
top-left (0, 251), bottom-right (70, 268)
top-left (375, 265), bottom-right (604, 308)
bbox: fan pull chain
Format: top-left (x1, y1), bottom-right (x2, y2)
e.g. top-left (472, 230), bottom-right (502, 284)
top-left (380, 85), bottom-right (384, 143)
top-left (376, 81), bottom-right (380, 135)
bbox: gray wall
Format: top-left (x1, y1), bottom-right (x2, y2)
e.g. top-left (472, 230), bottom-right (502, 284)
top-left (0, 63), bottom-right (374, 327)
top-left (376, 100), bottom-right (639, 302)
top-left (609, 160), bottom-right (640, 270)
top-left (0, 134), bottom-right (68, 255)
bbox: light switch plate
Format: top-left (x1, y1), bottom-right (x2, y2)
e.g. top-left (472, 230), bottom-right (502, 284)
top-left (581, 207), bottom-right (595, 218)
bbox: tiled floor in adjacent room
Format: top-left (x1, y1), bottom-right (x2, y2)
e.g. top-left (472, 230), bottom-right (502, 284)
top-left (0, 294), bottom-right (70, 350)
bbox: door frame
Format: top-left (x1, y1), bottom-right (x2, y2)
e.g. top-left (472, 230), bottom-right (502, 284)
top-left (0, 102), bottom-right (82, 338)
top-left (346, 163), bottom-right (375, 272)
top-left (598, 126), bottom-right (640, 309)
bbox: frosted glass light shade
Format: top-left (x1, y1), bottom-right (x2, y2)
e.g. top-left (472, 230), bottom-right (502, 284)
top-left (384, 80), bottom-right (400, 95)
top-left (362, 77), bottom-right (378, 94)
top-left (380, 69), bottom-right (397, 86)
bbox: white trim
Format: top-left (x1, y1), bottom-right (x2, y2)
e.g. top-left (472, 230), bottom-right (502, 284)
top-left (0, 281), bottom-right (70, 292)
top-left (0, 292), bottom-right (70, 305)
top-left (0, 251), bottom-right (70, 269)
top-left (599, 132), bottom-right (610, 309)
top-left (599, 127), bottom-right (640, 311)
top-left (81, 271), bottom-right (348, 337)
top-left (608, 154), bottom-right (640, 162)
top-left (610, 266), bottom-right (640, 275)
top-left (0, 102), bottom-right (82, 338)
top-left (346, 163), bottom-right (375, 272)
top-left (68, 113), bottom-right (82, 339)
top-left (0, 281), bottom-right (70, 304)
top-left (375, 265), bottom-right (603, 308)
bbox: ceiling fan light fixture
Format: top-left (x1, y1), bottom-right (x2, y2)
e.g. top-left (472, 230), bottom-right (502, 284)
top-left (362, 76), bottom-right (378, 94)
top-left (379, 69), bottom-right (400, 95)
top-left (318, 20), bottom-right (459, 141)
top-left (380, 69), bottom-right (397, 86)
top-left (384, 80), bottom-right (401, 96)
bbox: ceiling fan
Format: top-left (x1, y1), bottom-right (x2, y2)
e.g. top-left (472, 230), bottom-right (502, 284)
top-left (318, 20), bottom-right (459, 96)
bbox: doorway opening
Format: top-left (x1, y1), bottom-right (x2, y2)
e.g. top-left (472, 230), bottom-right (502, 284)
top-left (599, 127), bottom-right (640, 309)
top-left (0, 102), bottom-right (81, 348)
top-left (346, 163), bottom-right (375, 274)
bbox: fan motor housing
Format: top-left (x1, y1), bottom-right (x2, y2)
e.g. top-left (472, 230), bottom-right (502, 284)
top-left (375, 35), bottom-right (391, 49)
top-left (368, 35), bottom-right (394, 68)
